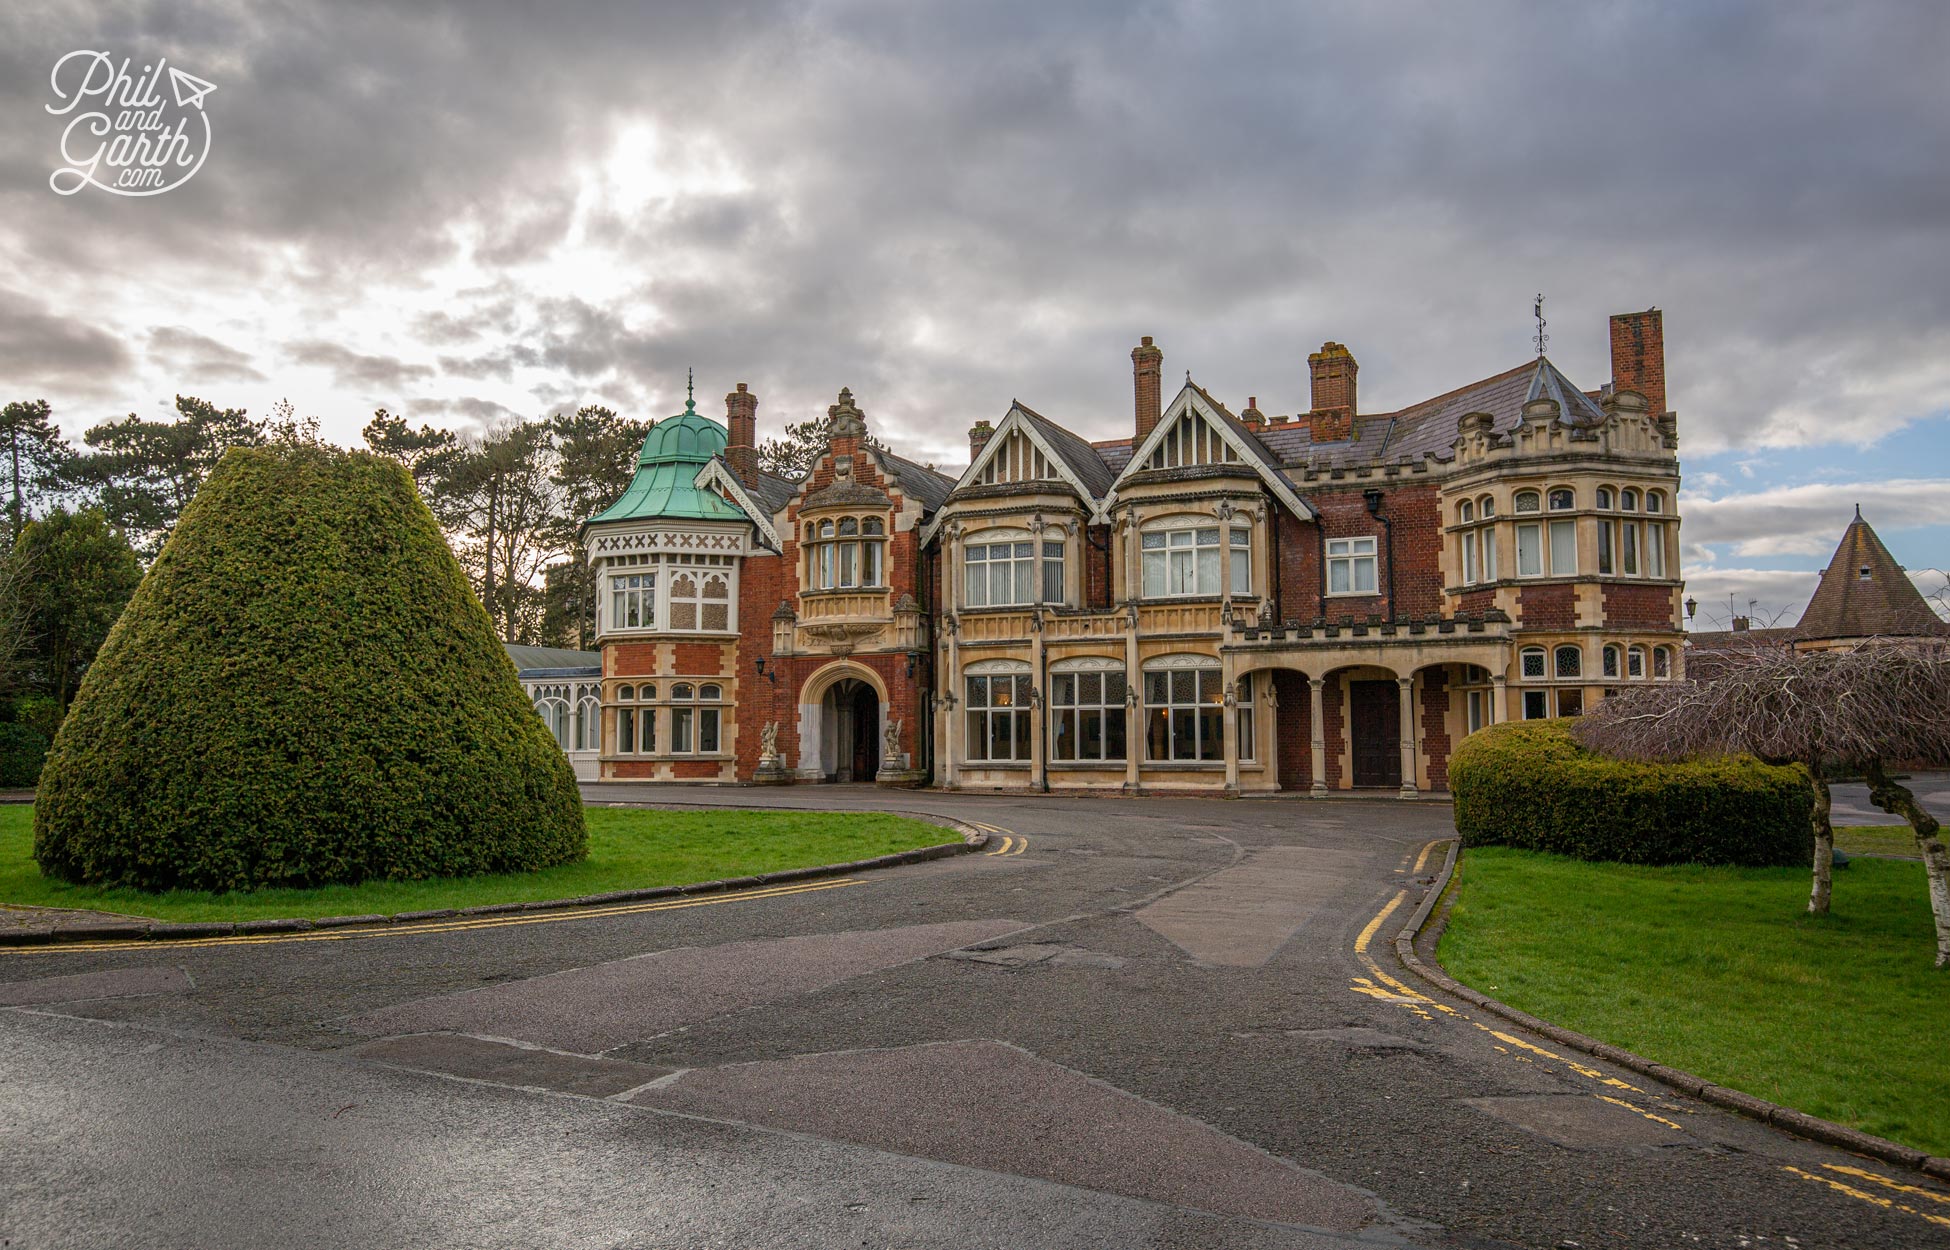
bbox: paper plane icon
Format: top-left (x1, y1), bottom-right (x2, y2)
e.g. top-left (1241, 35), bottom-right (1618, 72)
top-left (168, 67), bottom-right (217, 110)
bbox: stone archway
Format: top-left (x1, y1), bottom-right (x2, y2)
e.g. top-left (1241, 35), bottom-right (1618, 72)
top-left (796, 660), bottom-right (890, 783)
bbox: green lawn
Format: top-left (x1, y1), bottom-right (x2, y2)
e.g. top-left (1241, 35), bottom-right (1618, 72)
top-left (1440, 846), bottom-right (1950, 1157)
top-left (0, 805), bottom-right (953, 923)
top-left (1835, 824), bottom-right (1925, 858)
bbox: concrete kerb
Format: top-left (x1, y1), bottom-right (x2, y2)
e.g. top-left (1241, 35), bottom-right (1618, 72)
top-left (1393, 837), bottom-right (1950, 1183)
top-left (0, 811), bottom-right (988, 949)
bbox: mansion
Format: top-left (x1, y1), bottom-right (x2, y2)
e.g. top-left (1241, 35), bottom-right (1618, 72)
top-left (519, 309), bottom-right (1687, 795)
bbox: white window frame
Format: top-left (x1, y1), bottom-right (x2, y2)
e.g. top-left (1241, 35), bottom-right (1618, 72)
top-left (610, 571), bottom-right (656, 630)
top-left (1325, 535), bottom-right (1379, 596)
top-left (1549, 519), bottom-right (1577, 577)
top-left (964, 530), bottom-right (1040, 608)
top-left (1235, 675), bottom-right (1256, 761)
top-left (1520, 647), bottom-right (1547, 680)
top-left (1628, 646), bottom-right (1647, 679)
top-left (1142, 521), bottom-right (1241, 599)
top-left (1461, 530), bottom-right (1478, 585)
top-left (1516, 523), bottom-right (1543, 577)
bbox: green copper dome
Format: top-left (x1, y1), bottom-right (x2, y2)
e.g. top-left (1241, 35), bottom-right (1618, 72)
top-left (635, 406), bottom-right (727, 466)
top-left (585, 387), bottom-right (746, 527)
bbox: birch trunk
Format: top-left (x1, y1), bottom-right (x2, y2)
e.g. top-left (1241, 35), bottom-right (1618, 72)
top-left (1807, 766), bottom-right (1834, 917)
top-left (1865, 759), bottom-right (1950, 970)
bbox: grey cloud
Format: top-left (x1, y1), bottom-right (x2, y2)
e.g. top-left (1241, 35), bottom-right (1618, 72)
top-left (1, 1), bottom-right (1947, 463)
top-left (147, 325), bottom-right (266, 382)
top-left (287, 340), bottom-right (435, 391)
top-left (0, 289), bottom-right (131, 394)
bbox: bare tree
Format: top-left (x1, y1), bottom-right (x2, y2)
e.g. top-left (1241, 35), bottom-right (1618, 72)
top-left (1577, 639), bottom-right (1950, 967)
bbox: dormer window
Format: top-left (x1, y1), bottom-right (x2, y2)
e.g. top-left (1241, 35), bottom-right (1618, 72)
top-left (1860, 566), bottom-right (1872, 581)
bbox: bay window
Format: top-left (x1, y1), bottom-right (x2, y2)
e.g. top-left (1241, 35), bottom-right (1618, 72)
top-left (808, 515), bottom-right (887, 590)
top-left (669, 682), bottom-right (724, 754)
top-left (611, 572), bottom-right (656, 629)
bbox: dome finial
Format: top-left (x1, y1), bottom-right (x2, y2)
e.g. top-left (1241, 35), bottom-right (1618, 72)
top-left (685, 367), bottom-right (696, 413)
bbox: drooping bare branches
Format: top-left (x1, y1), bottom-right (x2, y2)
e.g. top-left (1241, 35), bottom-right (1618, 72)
top-left (1577, 638), bottom-right (1950, 771)
top-left (1578, 638), bottom-right (1950, 963)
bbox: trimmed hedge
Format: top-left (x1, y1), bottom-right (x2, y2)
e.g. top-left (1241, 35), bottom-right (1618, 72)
top-left (0, 723), bottom-right (49, 788)
top-left (34, 444), bottom-right (586, 892)
top-left (1451, 719), bottom-right (1812, 867)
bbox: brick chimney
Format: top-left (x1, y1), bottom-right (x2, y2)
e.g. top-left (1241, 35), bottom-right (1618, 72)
top-left (969, 419), bottom-right (994, 463)
top-left (1132, 336), bottom-right (1163, 444)
top-left (1609, 309), bottom-right (1666, 416)
top-left (1307, 342), bottom-right (1358, 441)
top-left (724, 383), bottom-right (757, 484)
top-left (1239, 396), bottom-right (1265, 427)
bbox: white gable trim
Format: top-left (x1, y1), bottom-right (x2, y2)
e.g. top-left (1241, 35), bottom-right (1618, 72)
top-left (1105, 383), bottom-right (1314, 520)
top-left (693, 457), bottom-right (781, 550)
top-left (919, 403), bottom-right (1106, 546)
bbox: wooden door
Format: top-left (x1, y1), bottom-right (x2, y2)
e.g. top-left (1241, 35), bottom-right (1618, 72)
top-left (1349, 680), bottom-right (1400, 788)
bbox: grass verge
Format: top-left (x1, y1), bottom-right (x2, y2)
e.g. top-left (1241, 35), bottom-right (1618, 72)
top-left (1439, 846), bottom-right (1950, 1157)
top-left (1834, 824), bottom-right (1924, 858)
top-left (0, 805), bottom-right (953, 924)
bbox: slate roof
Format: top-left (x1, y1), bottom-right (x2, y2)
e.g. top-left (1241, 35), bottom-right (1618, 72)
top-left (504, 643), bottom-right (601, 677)
top-left (877, 449), bottom-right (958, 513)
top-left (1012, 401), bottom-right (1119, 497)
top-left (746, 469), bottom-right (797, 517)
top-left (1792, 510), bottom-right (1950, 641)
top-left (1076, 357), bottom-right (1581, 482)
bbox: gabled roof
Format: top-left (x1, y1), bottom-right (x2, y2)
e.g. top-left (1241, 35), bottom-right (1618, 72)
top-left (693, 456), bottom-right (785, 550)
top-left (1793, 510), bottom-right (1950, 641)
top-left (1108, 381), bottom-right (1314, 519)
top-left (942, 401), bottom-right (1118, 507)
top-left (586, 400), bottom-right (746, 527)
top-left (1013, 401), bottom-right (1119, 498)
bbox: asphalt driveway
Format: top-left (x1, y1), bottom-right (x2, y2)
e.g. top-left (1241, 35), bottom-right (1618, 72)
top-left (2, 786), bottom-right (1942, 1249)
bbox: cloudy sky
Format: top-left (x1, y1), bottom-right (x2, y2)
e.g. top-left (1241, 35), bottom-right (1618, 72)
top-left (4, 1), bottom-right (1946, 626)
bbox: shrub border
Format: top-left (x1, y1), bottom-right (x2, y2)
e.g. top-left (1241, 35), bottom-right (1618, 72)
top-left (0, 811), bottom-right (986, 948)
top-left (1394, 838), bottom-right (1950, 1182)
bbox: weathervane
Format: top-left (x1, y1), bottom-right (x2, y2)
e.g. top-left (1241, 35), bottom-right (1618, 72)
top-left (1533, 294), bottom-right (1549, 358)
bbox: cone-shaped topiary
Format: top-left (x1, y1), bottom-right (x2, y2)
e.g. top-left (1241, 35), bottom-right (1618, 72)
top-left (34, 444), bottom-right (586, 891)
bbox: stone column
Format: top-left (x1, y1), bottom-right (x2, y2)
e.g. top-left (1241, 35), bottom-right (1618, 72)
top-left (1030, 612), bottom-right (1047, 793)
top-left (1398, 675), bottom-right (1419, 800)
top-left (1221, 654), bottom-right (1240, 797)
top-left (1490, 674), bottom-right (1507, 724)
top-left (1309, 675), bottom-right (1328, 798)
top-left (1124, 611), bottom-right (1142, 793)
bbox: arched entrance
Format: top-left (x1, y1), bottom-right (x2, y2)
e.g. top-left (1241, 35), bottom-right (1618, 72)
top-left (824, 678), bottom-right (881, 782)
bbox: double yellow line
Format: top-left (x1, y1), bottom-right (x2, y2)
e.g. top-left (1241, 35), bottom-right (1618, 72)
top-left (970, 822), bottom-right (1028, 857)
top-left (4, 878), bottom-right (862, 956)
